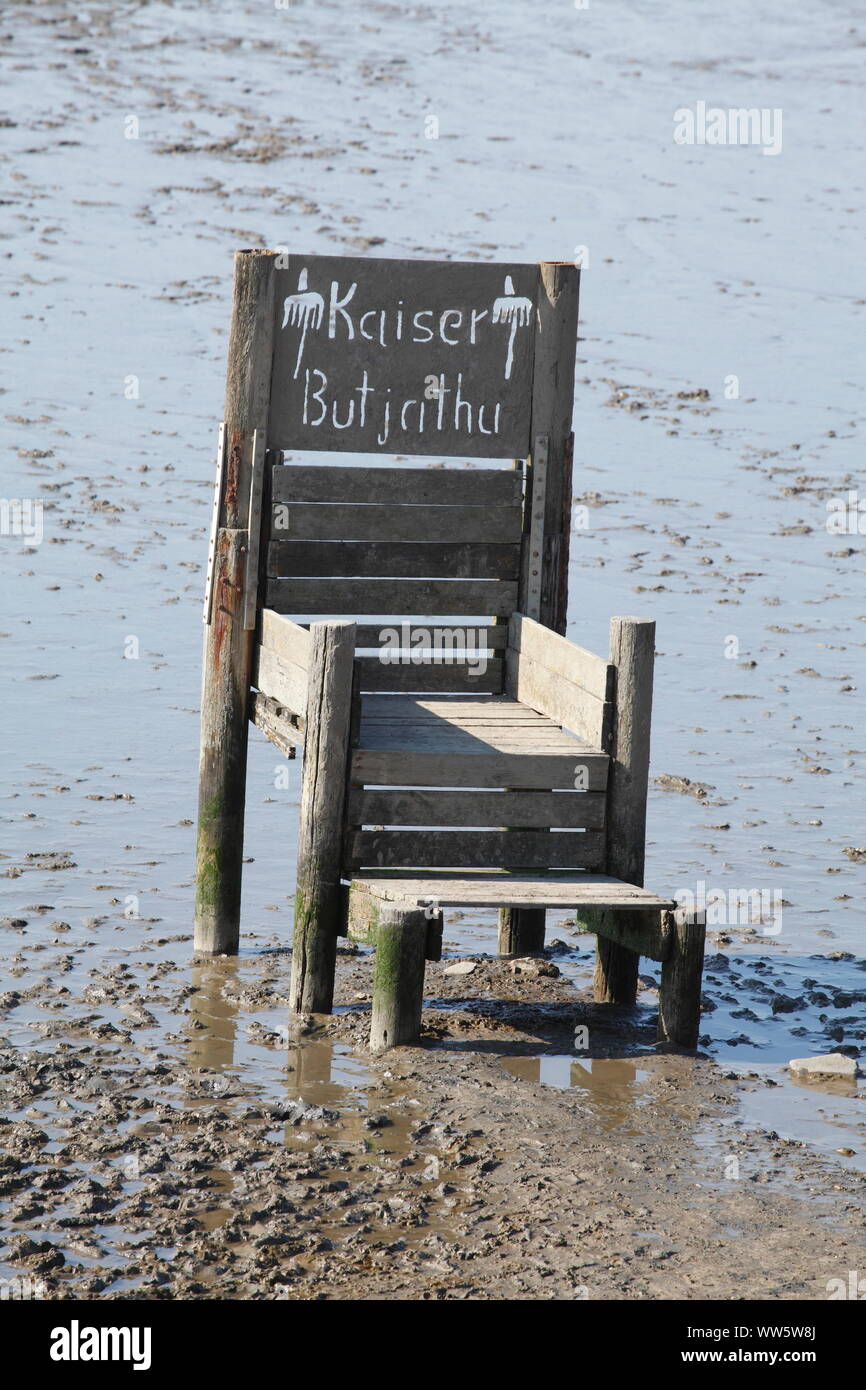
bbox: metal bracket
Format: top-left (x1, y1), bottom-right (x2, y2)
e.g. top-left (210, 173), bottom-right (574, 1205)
top-left (525, 433), bottom-right (548, 621)
top-left (203, 422), bottom-right (226, 625)
top-left (242, 429), bottom-right (265, 630)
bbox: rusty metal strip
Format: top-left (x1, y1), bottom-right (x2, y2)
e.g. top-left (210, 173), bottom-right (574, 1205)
top-left (525, 433), bottom-right (548, 621)
top-left (203, 422), bottom-right (227, 625)
top-left (242, 429), bottom-right (266, 630)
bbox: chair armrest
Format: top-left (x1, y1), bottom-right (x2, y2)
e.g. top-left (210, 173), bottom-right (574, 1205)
top-left (505, 613), bottom-right (614, 749)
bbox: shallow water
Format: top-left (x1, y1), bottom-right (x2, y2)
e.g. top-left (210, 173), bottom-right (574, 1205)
top-left (1, 0), bottom-right (864, 1278)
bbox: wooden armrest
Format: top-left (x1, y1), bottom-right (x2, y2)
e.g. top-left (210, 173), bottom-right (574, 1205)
top-left (505, 612), bottom-right (614, 749)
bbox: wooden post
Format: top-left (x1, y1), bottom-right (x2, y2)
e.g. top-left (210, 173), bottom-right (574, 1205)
top-left (498, 909), bottom-right (545, 957)
top-left (591, 616), bottom-right (655, 1005)
top-left (501, 261), bottom-right (580, 955)
top-left (289, 620), bottom-right (356, 1015)
top-left (195, 250), bottom-right (276, 955)
top-left (532, 261), bottom-right (580, 639)
top-left (658, 909), bottom-right (707, 1047)
top-left (369, 904), bottom-right (428, 1051)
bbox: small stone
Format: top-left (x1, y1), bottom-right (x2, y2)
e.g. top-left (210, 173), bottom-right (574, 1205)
top-left (771, 993), bottom-right (804, 1014)
top-left (443, 960), bottom-right (477, 976)
top-left (509, 958), bottom-right (560, 978)
top-left (789, 1052), bottom-right (858, 1079)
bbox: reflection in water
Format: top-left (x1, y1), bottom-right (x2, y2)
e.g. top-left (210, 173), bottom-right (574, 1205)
top-left (502, 1055), bottom-right (649, 1132)
top-left (187, 961), bottom-right (239, 1073)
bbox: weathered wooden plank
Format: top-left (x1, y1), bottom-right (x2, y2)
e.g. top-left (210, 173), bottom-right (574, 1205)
top-left (348, 829), bottom-right (605, 871)
top-left (357, 721), bottom-right (591, 750)
top-left (268, 540), bottom-right (521, 581)
top-left (351, 749), bottom-right (608, 790)
top-left (249, 690), bottom-right (303, 755)
top-left (354, 624), bottom-right (508, 651)
top-left (347, 788), bottom-right (605, 830)
top-left (351, 872), bottom-right (676, 912)
top-left (259, 607), bottom-right (311, 668)
top-left (658, 909), bottom-right (707, 1046)
top-left (508, 612), bottom-right (613, 701)
top-left (266, 577), bottom-right (518, 617)
top-left (290, 621), bottom-right (356, 1015)
top-left (530, 262), bottom-right (580, 637)
top-left (354, 657), bottom-right (502, 694)
top-left (195, 249), bottom-right (276, 957)
top-left (576, 906), bottom-right (671, 962)
top-left (505, 650), bottom-right (611, 746)
top-left (360, 694), bottom-right (542, 720)
top-left (269, 502), bottom-right (523, 544)
top-left (242, 428), bottom-right (266, 630)
top-left (267, 256), bottom-right (538, 458)
top-left (252, 644), bottom-right (308, 716)
top-left (272, 463), bottom-right (523, 506)
top-left (505, 262), bottom-right (580, 957)
top-left (592, 617), bottom-right (656, 1007)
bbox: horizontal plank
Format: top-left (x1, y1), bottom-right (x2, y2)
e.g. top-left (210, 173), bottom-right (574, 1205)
top-left (266, 577), bottom-right (518, 617)
top-left (575, 906), bottom-right (672, 962)
top-left (270, 502), bottom-right (523, 543)
top-left (361, 711), bottom-right (547, 733)
top-left (348, 829), bottom-right (606, 871)
top-left (357, 730), bottom-right (592, 753)
top-left (252, 644), bottom-right (308, 717)
top-left (360, 694), bottom-right (543, 720)
top-left (506, 651), bottom-right (612, 747)
top-left (354, 657), bottom-right (503, 694)
top-left (268, 540), bottom-right (520, 581)
top-left (350, 873), bottom-right (676, 912)
top-left (249, 691), bottom-right (303, 756)
top-left (354, 623), bottom-right (508, 651)
top-left (508, 613), bottom-right (614, 700)
top-left (272, 463), bottom-right (523, 506)
top-left (348, 788), bottom-right (605, 829)
top-left (351, 749), bottom-right (608, 790)
top-left (357, 717), bottom-right (590, 751)
top-left (259, 608), bottom-right (311, 669)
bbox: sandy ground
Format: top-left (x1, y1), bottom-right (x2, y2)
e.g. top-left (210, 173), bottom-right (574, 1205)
top-left (1, 0), bottom-right (864, 1300)
top-left (2, 932), bottom-right (864, 1300)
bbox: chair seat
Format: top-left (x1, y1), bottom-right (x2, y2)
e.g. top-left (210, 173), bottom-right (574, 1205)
top-left (358, 692), bottom-right (597, 752)
top-left (353, 693), bottom-right (608, 792)
top-left (349, 871), bottom-right (676, 912)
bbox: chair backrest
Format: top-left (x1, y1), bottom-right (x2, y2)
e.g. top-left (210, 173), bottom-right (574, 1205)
top-left (251, 456), bottom-right (615, 878)
top-left (265, 457), bottom-right (527, 696)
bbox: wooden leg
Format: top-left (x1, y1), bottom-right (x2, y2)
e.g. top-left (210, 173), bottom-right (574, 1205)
top-left (498, 906), bottom-right (546, 956)
top-left (658, 910), bottom-right (707, 1047)
top-left (587, 909), bottom-right (640, 1005)
top-left (370, 906), bottom-right (428, 1051)
top-left (289, 621), bottom-right (355, 1016)
top-left (194, 251), bottom-right (276, 956)
top-left (195, 528), bottom-right (252, 956)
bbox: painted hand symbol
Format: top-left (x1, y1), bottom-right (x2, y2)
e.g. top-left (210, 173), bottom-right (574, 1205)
top-left (281, 268), bottom-right (325, 379)
top-left (491, 275), bottom-right (533, 380)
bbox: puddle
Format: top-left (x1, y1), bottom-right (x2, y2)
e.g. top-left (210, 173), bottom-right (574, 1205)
top-left (502, 1055), bottom-right (652, 1133)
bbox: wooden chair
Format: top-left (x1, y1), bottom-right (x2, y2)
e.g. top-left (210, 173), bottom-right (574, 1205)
top-left (250, 456), bottom-right (706, 1051)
